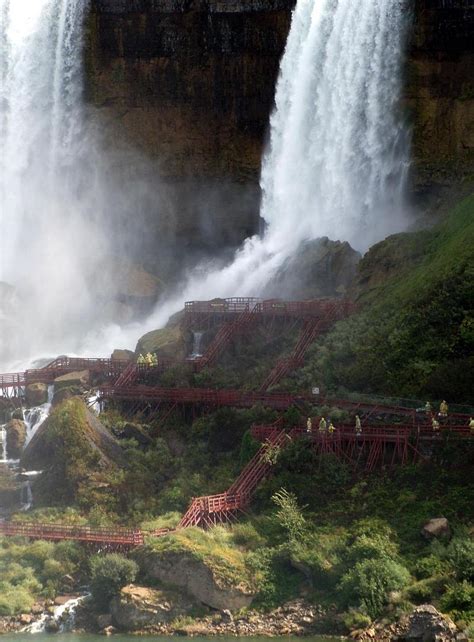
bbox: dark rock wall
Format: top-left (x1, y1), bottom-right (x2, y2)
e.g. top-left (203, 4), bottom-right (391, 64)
top-left (409, 0), bottom-right (474, 201)
top-left (87, 0), bottom-right (474, 260)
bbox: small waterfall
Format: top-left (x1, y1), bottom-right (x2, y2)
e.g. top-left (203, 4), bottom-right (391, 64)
top-left (24, 594), bottom-right (89, 633)
top-left (190, 331), bottom-right (204, 359)
top-left (20, 479), bottom-right (33, 511)
top-left (23, 385), bottom-right (53, 446)
top-left (0, 425), bottom-right (7, 462)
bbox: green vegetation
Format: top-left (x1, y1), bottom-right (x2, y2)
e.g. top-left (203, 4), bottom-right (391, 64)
top-left (291, 195), bottom-right (474, 401)
top-left (0, 538), bottom-right (84, 614)
top-left (90, 553), bottom-right (139, 610)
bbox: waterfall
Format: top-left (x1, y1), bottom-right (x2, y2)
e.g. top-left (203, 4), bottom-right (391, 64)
top-left (0, 425), bottom-right (7, 462)
top-left (190, 331), bottom-right (204, 359)
top-left (260, 0), bottom-right (410, 251)
top-left (24, 594), bottom-right (89, 633)
top-left (128, 0), bottom-right (411, 339)
top-left (23, 385), bottom-right (54, 446)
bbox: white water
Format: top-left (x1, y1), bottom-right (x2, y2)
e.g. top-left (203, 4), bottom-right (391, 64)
top-left (92, 0), bottom-right (411, 350)
top-left (24, 594), bottom-right (88, 634)
top-left (0, 0), bottom-right (411, 362)
top-left (0, 0), bottom-right (149, 369)
top-left (190, 331), bottom-right (204, 359)
top-left (0, 425), bottom-right (6, 461)
top-left (23, 385), bottom-right (54, 446)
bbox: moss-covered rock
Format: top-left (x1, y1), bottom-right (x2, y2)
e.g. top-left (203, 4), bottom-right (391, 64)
top-left (25, 383), bottom-right (49, 406)
top-left (110, 585), bottom-right (195, 631)
top-left (135, 325), bottom-right (186, 360)
top-left (5, 419), bottom-right (26, 459)
top-left (137, 528), bottom-right (256, 611)
top-left (21, 398), bottom-right (125, 504)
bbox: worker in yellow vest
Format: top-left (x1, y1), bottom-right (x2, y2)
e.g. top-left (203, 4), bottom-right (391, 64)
top-left (137, 354), bottom-right (146, 365)
top-left (439, 400), bottom-right (448, 418)
top-left (355, 415), bottom-right (362, 435)
top-left (328, 421), bottom-right (336, 435)
top-left (318, 417), bottom-right (327, 433)
top-left (469, 417), bottom-right (474, 433)
top-left (306, 417), bottom-right (312, 433)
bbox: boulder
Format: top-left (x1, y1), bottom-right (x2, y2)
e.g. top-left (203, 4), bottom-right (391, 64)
top-left (395, 604), bottom-right (458, 641)
top-left (264, 237), bottom-right (360, 300)
top-left (54, 370), bottom-right (90, 392)
top-left (21, 398), bottom-right (125, 497)
top-left (421, 518), bottom-right (451, 540)
top-left (135, 325), bottom-right (186, 360)
top-left (25, 383), bottom-right (49, 406)
top-left (142, 550), bottom-right (254, 611)
top-left (5, 419), bottom-right (26, 459)
top-left (116, 423), bottom-right (151, 447)
top-left (110, 585), bottom-right (195, 631)
top-left (111, 349), bottom-right (134, 362)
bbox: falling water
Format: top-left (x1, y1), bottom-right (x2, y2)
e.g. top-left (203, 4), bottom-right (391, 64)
top-left (112, 0), bottom-right (411, 343)
top-left (0, 424), bottom-right (7, 461)
top-left (23, 385), bottom-right (54, 446)
top-left (190, 331), bottom-right (204, 359)
top-left (260, 0), bottom-right (410, 251)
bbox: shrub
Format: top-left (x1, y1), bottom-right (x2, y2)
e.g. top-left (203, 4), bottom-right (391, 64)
top-left (414, 554), bottom-right (448, 580)
top-left (439, 581), bottom-right (474, 614)
top-left (90, 554), bottom-right (138, 610)
top-left (344, 533), bottom-right (399, 566)
top-left (0, 583), bottom-right (35, 615)
top-left (231, 523), bottom-right (266, 550)
top-left (338, 557), bottom-right (410, 619)
top-left (445, 538), bottom-right (474, 582)
top-left (271, 488), bottom-right (306, 543)
top-left (343, 609), bottom-right (372, 631)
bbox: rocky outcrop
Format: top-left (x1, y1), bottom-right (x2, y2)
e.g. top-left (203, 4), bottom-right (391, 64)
top-left (5, 419), bottom-right (26, 459)
top-left (264, 237), bottom-right (360, 300)
top-left (22, 398), bottom-right (124, 472)
top-left (140, 550), bottom-right (254, 611)
top-left (25, 383), bottom-right (49, 406)
top-left (135, 325), bottom-right (186, 360)
top-left (110, 585), bottom-right (195, 631)
top-left (394, 604), bottom-right (458, 641)
top-left (421, 517), bottom-right (451, 540)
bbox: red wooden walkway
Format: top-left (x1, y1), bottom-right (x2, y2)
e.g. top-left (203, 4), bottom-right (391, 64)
top-left (0, 357), bottom-right (130, 395)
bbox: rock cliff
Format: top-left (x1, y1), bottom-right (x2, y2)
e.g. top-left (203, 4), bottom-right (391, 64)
top-left (87, 0), bottom-right (474, 257)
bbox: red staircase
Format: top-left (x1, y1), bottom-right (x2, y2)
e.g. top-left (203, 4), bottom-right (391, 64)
top-left (192, 305), bottom-right (259, 372)
top-left (260, 317), bottom-right (324, 391)
top-left (178, 429), bottom-right (288, 528)
top-left (113, 362), bottom-right (139, 388)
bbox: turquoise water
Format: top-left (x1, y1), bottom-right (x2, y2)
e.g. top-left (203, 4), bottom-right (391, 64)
top-left (0, 633), bottom-right (344, 642)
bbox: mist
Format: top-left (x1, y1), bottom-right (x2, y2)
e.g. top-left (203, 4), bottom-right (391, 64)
top-left (88, 0), bottom-right (412, 355)
top-left (0, 0), bottom-right (412, 368)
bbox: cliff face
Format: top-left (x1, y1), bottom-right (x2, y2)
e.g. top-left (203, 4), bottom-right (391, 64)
top-left (408, 1), bottom-right (474, 202)
top-left (87, 0), bottom-right (474, 257)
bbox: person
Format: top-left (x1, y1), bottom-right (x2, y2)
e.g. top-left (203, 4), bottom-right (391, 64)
top-left (469, 417), bottom-right (474, 433)
top-left (306, 417), bottom-right (312, 433)
top-left (137, 354), bottom-right (146, 365)
top-left (318, 417), bottom-right (327, 432)
top-left (145, 352), bottom-right (154, 366)
top-left (355, 415), bottom-right (362, 435)
top-left (439, 400), bottom-right (448, 417)
top-left (424, 401), bottom-right (432, 414)
top-left (432, 417), bottom-right (440, 432)
top-left (151, 353), bottom-right (158, 366)
top-left (328, 421), bottom-right (336, 435)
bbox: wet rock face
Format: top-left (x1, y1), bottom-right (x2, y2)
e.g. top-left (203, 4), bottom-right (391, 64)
top-left (87, 0), bottom-right (474, 261)
top-left (5, 419), bottom-right (26, 459)
top-left (408, 1), bottom-right (474, 203)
